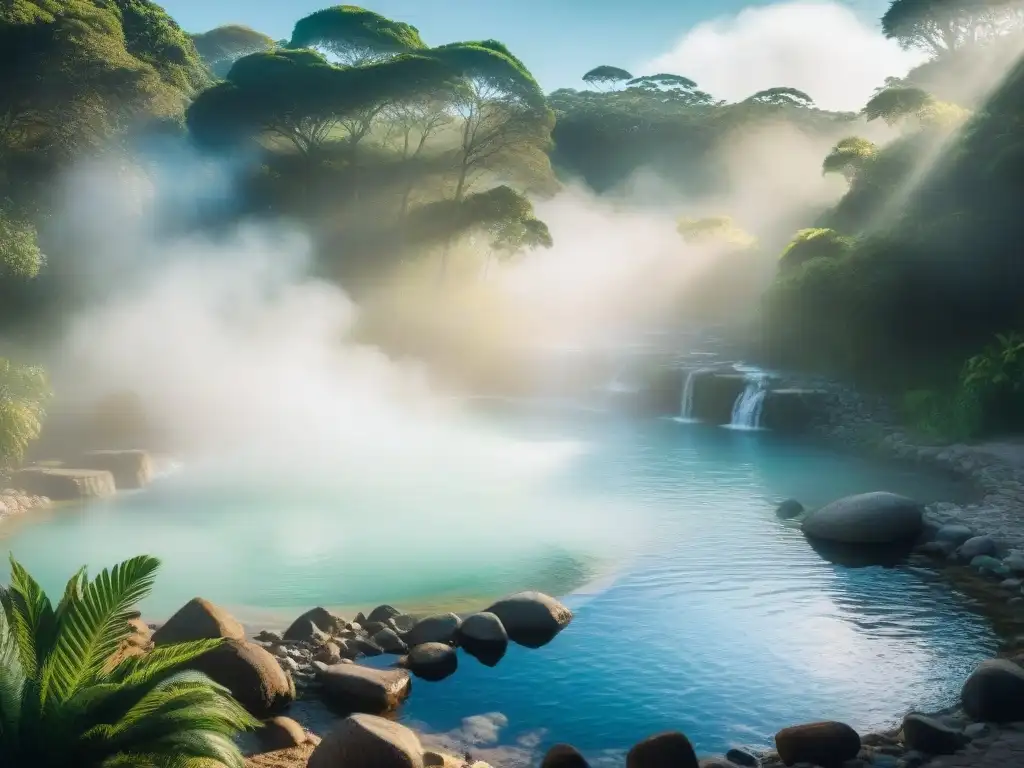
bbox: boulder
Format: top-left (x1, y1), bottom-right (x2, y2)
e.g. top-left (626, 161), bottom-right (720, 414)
top-left (901, 713), bottom-right (965, 755)
top-left (958, 536), bottom-right (997, 560)
top-left (284, 607), bottom-right (346, 642)
top-left (390, 614), bottom-right (418, 633)
top-left (801, 492), bottom-right (923, 545)
top-left (188, 639), bottom-right (294, 718)
top-left (258, 717), bottom-right (309, 752)
top-left (542, 744), bottom-right (589, 768)
top-left (775, 499), bottom-right (805, 520)
top-left (367, 605), bottom-right (402, 623)
top-left (724, 749), bottom-right (758, 767)
top-left (353, 637), bottom-right (384, 657)
top-left (152, 597), bottom-right (245, 646)
top-left (485, 592), bottom-right (573, 648)
top-left (77, 449), bottom-right (153, 489)
top-left (971, 555), bottom-right (1009, 577)
top-left (403, 613), bottom-right (461, 647)
top-left (401, 643), bottom-right (458, 681)
top-left (774, 721), bottom-right (861, 767)
top-left (317, 663), bottom-right (411, 715)
top-left (935, 525), bottom-right (974, 546)
top-left (315, 643), bottom-right (343, 665)
top-left (12, 467), bottom-right (115, 500)
top-left (457, 612), bottom-right (508, 665)
top-left (308, 713), bottom-right (423, 768)
top-left (961, 658), bottom-right (1024, 722)
top-left (372, 628), bottom-right (408, 655)
top-left (626, 732), bottom-right (699, 768)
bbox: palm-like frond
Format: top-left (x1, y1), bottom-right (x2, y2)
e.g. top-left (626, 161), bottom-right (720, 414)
top-left (1, 555), bottom-right (58, 677)
top-left (2, 554), bottom-right (255, 768)
top-left (40, 555), bottom-right (160, 705)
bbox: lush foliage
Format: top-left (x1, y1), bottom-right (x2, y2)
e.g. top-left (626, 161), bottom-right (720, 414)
top-left (0, 553), bottom-right (258, 766)
top-left (0, 358), bottom-right (50, 470)
top-left (761, 2), bottom-right (1024, 434)
top-left (190, 24), bottom-right (275, 76)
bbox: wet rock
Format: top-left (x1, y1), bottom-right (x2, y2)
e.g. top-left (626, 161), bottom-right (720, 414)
top-left (362, 621), bottom-right (388, 637)
top-left (963, 723), bottom-right (990, 740)
top-left (971, 555), bottom-right (1010, 577)
top-left (901, 713), bottom-right (964, 755)
top-left (457, 612), bottom-right (508, 664)
top-left (958, 536), bottom-right (997, 560)
top-left (401, 642), bottom-right (458, 681)
top-left (725, 748), bottom-right (759, 767)
top-left (258, 717), bottom-right (309, 751)
top-left (353, 637), bottom-right (384, 657)
top-left (12, 467), bottom-right (115, 500)
top-left (284, 607), bottom-right (346, 642)
top-left (801, 493), bottom-right (923, 545)
top-left (189, 639), bottom-right (294, 718)
top-left (776, 499), bottom-right (805, 520)
top-left (961, 658), bottom-right (1024, 722)
top-left (255, 630), bottom-right (283, 644)
top-left (372, 628), bottom-right (408, 655)
top-left (627, 732), bottom-right (698, 768)
top-left (916, 541), bottom-right (955, 558)
top-left (1003, 553), bottom-right (1024, 573)
top-left (308, 713), bottom-right (423, 768)
top-left (935, 524), bottom-right (973, 546)
top-left (774, 722), bottom-right (861, 767)
top-left (317, 663), bottom-right (411, 715)
top-left (367, 605), bottom-right (402, 623)
top-left (485, 592), bottom-right (573, 648)
top-left (152, 597), bottom-right (245, 646)
top-left (541, 744), bottom-right (589, 768)
top-left (1000, 578), bottom-right (1023, 590)
top-left (403, 613), bottom-right (462, 647)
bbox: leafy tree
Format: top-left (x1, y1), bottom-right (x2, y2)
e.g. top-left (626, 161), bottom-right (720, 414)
top-left (582, 65), bottom-right (634, 91)
top-left (822, 137), bottom-right (879, 181)
top-left (0, 212), bottom-right (44, 279)
top-left (0, 358), bottom-right (49, 470)
top-left (881, 0), bottom-right (1024, 56)
top-left (103, 0), bottom-right (212, 94)
top-left (422, 40), bottom-right (555, 280)
top-left (187, 49), bottom-right (455, 158)
top-left (627, 73), bottom-right (715, 105)
top-left (863, 85), bottom-right (935, 124)
top-left (778, 227), bottom-right (854, 272)
top-left (0, 553), bottom-right (258, 766)
top-left (743, 87), bottom-right (815, 108)
top-left (289, 5), bottom-right (425, 65)
top-left (191, 24), bottom-right (275, 77)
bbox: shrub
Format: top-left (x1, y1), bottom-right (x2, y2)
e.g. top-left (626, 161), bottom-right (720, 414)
top-left (0, 553), bottom-right (258, 766)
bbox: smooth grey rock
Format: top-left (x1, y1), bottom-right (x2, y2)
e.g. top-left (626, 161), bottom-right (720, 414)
top-left (372, 628), bottom-right (408, 655)
top-left (961, 658), bottom-right (1024, 722)
top-left (970, 555), bottom-right (1009, 576)
top-left (283, 607), bottom-right (346, 642)
top-left (963, 723), bottom-right (990, 740)
top-left (801, 492), bottom-right (923, 545)
top-left (935, 524), bottom-right (973, 546)
top-left (401, 642), bottom-right (458, 682)
top-left (958, 536), bottom-right (997, 560)
top-left (457, 612), bottom-right (508, 645)
top-left (901, 713), bottom-right (964, 755)
top-left (403, 613), bottom-right (461, 647)
top-left (725, 748), bottom-right (759, 767)
top-left (774, 721), bottom-right (861, 767)
top-left (486, 591), bottom-right (573, 648)
top-left (367, 605), bottom-right (402, 624)
top-left (627, 732), bottom-right (699, 768)
top-left (776, 499), bottom-right (805, 520)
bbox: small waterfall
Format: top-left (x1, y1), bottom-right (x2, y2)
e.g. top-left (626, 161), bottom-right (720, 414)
top-left (728, 374), bottom-right (768, 430)
top-left (677, 368), bottom-right (707, 422)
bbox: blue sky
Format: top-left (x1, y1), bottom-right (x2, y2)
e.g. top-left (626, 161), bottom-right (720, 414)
top-left (163, 0), bottom-right (892, 94)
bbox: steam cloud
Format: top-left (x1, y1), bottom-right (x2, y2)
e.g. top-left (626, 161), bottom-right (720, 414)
top-left (644, 1), bottom-right (928, 112)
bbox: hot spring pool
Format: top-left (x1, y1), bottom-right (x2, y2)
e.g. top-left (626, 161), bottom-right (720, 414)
top-left (0, 401), bottom-right (997, 761)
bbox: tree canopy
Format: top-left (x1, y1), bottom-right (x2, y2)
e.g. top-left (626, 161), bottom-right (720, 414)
top-left (863, 85), bottom-right (935, 124)
top-left (582, 65), bottom-right (633, 90)
top-left (191, 24), bottom-right (275, 76)
top-left (289, 4), bottom-right (425, 65)
top-left (881, 0), bottom-right (1024, 56)
top-left (822, 137), bottom-right (879, 181)
top-left (743, 87), bottom-right (815, 108)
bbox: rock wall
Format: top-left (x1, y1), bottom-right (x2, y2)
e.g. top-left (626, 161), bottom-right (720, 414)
top-left (0, 488), bottom-right (50, 520)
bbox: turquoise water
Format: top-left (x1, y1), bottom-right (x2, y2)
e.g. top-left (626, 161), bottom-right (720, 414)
top-left (0, 401), bottom-right (996, 761)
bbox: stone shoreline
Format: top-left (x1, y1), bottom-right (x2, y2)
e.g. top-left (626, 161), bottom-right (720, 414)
top-left (0, 486), bottom-right (50, 521)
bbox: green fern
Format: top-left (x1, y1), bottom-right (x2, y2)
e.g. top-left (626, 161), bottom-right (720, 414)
top-left (0, 554), bottom-right (258, 767)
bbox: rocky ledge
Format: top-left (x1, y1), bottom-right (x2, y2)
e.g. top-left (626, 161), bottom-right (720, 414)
top-left (0, 487), bottom-right (50, 521)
